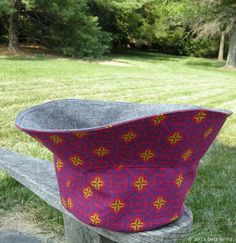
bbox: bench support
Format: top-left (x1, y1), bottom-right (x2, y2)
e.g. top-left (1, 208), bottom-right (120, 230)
top-left (63, 214), bottom-right (114, 243)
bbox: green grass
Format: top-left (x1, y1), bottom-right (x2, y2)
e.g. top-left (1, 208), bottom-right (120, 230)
top-left (0, 51), bottom-right (236, 240)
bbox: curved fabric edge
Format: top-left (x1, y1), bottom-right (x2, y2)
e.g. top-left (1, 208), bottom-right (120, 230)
top-left (15, 98), bottom-right (232, 133)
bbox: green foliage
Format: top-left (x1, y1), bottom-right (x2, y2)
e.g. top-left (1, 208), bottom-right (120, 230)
top-left (0, 1), bottom-right (10, 43)
top-left (0, 0), bottom-right (10, 14)
top-left (1, 0), bottom-right (233, 57)
top-left (149, 1), bottom-right (189, 54)
top-left (184, 39), bottom-right (219, 57)
top-left (1, 0), bottom-right (111, 57)
top-left (89, 0), bottom-right (153, 48)
top-left (193, 0), bottom-right (236, 35)
top-left (23, 0), bottom-right (111, 57)
top-left (89, 0), bottom-right (214, 56)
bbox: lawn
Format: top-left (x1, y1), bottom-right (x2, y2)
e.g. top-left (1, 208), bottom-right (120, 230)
top-left (0, 50), bottom-right (236, 241)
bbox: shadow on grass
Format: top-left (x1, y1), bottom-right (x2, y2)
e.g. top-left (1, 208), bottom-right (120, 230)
top-left (118, 50), bottom-right (226, 68)
top-left (110, 49), bottom-right (188, 62)
top-left (186, 59), bottom-right (225, 69)
top-left (2, 54), bottom-right (52, 61)
top-left (2, 48), bottom-right (186, 62)
top-left (1, 49), bottom-right (228, 73)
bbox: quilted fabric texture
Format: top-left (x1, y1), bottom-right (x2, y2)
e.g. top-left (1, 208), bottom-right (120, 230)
top-left (15, 99), bottom-right (232, 232)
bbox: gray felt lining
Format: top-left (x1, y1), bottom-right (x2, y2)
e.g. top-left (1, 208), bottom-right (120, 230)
top-left (15, 99), bottom-right (231, 132)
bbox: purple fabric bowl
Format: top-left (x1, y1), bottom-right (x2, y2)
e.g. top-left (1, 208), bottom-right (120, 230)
top-left (15, 99), bottom-right (232, 232)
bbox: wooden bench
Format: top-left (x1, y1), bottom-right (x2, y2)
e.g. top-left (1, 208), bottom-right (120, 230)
top-left (0, 147), bottom-right (193, 243)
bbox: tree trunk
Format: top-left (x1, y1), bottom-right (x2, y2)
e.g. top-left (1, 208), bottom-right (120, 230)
top-left (9, 0), bottom-right (20, 52)
top-left (225, 24), bottom-right (236, 68)
top-left (218, 31), bottom-right (225, 61)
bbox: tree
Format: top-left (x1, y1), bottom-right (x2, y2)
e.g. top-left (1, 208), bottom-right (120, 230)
top-left (1, 0), bottom-right (233, 59)
top-left (226, 23), bottom-right (236, 68)
top-left (194, 19), bottom-right (227, 61)
top-left (0, 0), bottom-right (111, 57)
top-left (23, 0), bottom-right (111, 57)
top-left (218, 31), bottom-right (225, 61)
top-left (9, 0), bottom-right (22, 52)
top-left (150, 0), bottom-right (194, 54)
top-left (89, 0), bottom-right (212, 56)
top-left (88, 0), bottom-right (152, 48)
top-left (193, 0), bottom-right (236, 67)
top-left (89, 0), bottom-right (194, 53)
top-left (0, 1), bottom-right (10, 44)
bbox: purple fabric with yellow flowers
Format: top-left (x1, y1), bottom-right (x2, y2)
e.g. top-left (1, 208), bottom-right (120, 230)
top-left (15, 99), bottom-right (231, 232)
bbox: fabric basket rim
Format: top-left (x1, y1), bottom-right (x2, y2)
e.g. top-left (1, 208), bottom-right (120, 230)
top-left (15, 98), bottom-right (232, 133)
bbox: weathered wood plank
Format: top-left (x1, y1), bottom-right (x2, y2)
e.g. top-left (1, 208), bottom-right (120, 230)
top-left (63, 214), bottom-right (113, 243)
top-left (0, 147), bottom-right (193, 243)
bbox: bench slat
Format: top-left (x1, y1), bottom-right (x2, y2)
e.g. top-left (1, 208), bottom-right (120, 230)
top-left (0, 147), bottom-right (192, 243)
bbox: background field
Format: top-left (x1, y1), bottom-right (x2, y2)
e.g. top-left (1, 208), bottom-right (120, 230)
top-left (0, 51), bottom-right (236, 240)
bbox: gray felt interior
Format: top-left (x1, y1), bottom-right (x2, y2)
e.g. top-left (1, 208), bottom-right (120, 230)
top-left (15, 99), bottom-right (230, 131)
